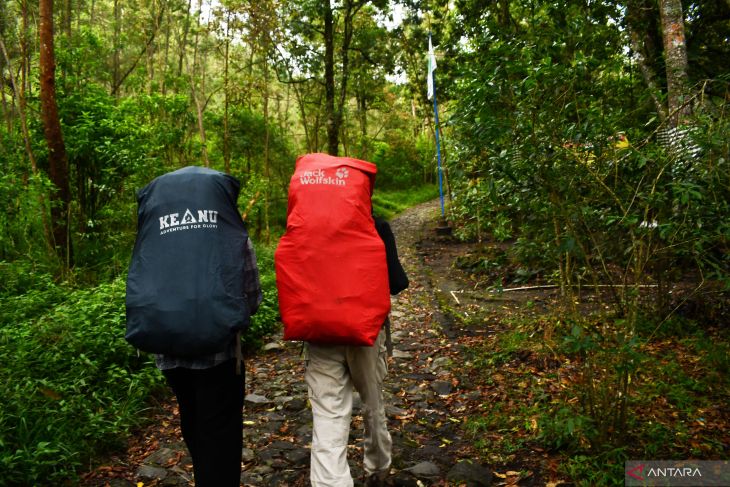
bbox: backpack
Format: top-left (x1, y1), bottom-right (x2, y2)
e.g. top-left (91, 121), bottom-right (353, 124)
top-left (125, 166), bottom-right (251, 357)
top-left (275, 153), bottom-right (391, 346)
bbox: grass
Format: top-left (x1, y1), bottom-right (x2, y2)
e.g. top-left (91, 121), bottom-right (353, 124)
top-left (372, 184), bottom-right (438, 220)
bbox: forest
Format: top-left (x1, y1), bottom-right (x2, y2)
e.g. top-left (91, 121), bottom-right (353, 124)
top-left (0, 0), bottom-right (728, 485)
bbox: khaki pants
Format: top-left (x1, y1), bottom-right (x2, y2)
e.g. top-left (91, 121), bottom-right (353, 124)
top-left (305, 328), bottom-right (392, 487)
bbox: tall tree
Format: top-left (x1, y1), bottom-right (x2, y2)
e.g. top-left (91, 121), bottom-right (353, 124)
top-left (323, 0), bottom-right (371, 156)
top-left (188, 0), bottom-right (210, 166)
top-left (20, 0), bottom-right (31, 106)
top-left (39, 0), bottom-right (71, 265)
top-left (113, 0), bottom-right (121, 96)
top-left (324, 0), bottom-right (337, 154)
top-left (659, 0), bottom-right (692, 126)
top-left (626, 0), bottom-right (667, 120)
top-left (349, 9), bottom-right (394, 159)
top-left (223, 9), bottom-right (232, 173)
top-left (111, 3), bottom-right (166, 96)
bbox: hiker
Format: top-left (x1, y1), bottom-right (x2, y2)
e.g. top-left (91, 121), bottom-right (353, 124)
top-left (155, 234), bottom-right (261, 487)
top-left (308, 217), bottom-right (409, 487)
top-left (126, 166), bottom-right (262, 487)
top-left (275, 154), bottom-right (408, 487)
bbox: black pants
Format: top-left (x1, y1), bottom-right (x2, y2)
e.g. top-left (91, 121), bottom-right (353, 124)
top-left (163, 359), bottom-right (244, 487)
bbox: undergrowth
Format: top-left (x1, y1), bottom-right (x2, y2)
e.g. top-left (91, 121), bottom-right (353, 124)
top-left (459, 309), bottom-right (729, 486)
top-left (372, 184), bottom-right (438, 220)
top-left (0, 277), bottom-right (164, 485)
top-left (0, 239), bottom-right (280, 484)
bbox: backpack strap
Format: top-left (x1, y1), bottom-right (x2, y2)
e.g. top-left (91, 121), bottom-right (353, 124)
top-left (384, 316), bottom-right (393, 357)
top-left (235, 331), bottom-right (243, 375)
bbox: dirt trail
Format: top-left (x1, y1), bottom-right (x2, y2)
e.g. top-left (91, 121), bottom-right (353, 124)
top-left (84, 200), bottom-right (512, 487)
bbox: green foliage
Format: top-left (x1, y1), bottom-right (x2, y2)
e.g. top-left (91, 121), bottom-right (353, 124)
top-left (243, 242), bottom-right (281, 350)
top-left (687, 335), bottom-right (730, 377)
top-left (371, 132), bottom-right (435, 189)
top-left (1, 86), bottom-right (198, 278)
top-left (445, 0), bottom-right (730, 326)
top-left (559, 319), bottom-right (645, 447)
top-left (56, 27), bottom-right (110, 88)
top-left (0, 235), bottom-right (285, 485)
top-left (559, 450), bottom-right (627, 487)
top-left (0, 166), bottom-right (54, 266)
top-left (211, 107), bottom-right (296, 235)
top-left (372, 184), bottom-right (438, 220)
top-left (60, 86), bottom-right (176, 274)
top-left (0, 278), bottom-right (165, 485)
top-left (0, 127), bottom-right (55, 267)
top-left (470, 329), bottom-right (532, 369)
top-left (538, 407), bottom-right (594, 451)
top-left (212, 107), bottom-right (296, 178)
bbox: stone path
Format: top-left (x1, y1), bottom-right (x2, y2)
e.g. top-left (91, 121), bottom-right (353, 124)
top-left (84, 200), bottom-right (495, 487)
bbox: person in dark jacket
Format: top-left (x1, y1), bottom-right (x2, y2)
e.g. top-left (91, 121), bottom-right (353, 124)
top-left (155, 237), bottom-right (261, 487)
top-left (126, 167), bottom-right (262, 487)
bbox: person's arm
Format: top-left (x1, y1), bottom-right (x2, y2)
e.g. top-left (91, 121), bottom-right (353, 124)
top-left (243, 237), bottom-right (263, 315)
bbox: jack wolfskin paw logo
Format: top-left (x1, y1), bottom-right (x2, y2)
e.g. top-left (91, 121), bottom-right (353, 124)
top-left (336, 167), bottom-right (349, 179)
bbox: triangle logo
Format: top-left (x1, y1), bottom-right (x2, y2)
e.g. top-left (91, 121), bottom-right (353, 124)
top-left (181, 209), bottom-right (197, 224)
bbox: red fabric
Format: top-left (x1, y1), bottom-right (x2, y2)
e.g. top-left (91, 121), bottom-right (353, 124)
top-left (275, 153), bottom-right (391, 346)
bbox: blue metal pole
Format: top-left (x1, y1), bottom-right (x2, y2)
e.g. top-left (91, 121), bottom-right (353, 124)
top-left (432, 71), bottom-right (445, 217)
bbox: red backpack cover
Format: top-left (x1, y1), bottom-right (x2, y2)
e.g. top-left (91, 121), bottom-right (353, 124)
top-left (275, 153), bottom-right (391, 346)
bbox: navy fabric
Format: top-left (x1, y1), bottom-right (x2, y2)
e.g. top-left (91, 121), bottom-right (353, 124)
top-left (125, 166), bottom-right (250, 357)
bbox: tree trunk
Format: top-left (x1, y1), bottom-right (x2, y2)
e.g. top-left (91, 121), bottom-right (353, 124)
top-left (113, 0), bottom-right (121, 96)
top-left (293, 82), bottom-right (313, 152)
top-left (39, 0), bottom-right (72, 266)
top-left (357, 89), bottom-right (368, 159)
top-left (0, 41), bottom-right (12, 132)
top-left (147, 4), bottom-right (158, 95)
top-left (659, 0), bottom-right (692, 126)
top-left (223, 11), bottom-right (231, 173)
top-left (324, 0), bottom-right (337, 155)
top-left (263, 37), bottom-right (271, 242)
top-left (64, 0), bottom-right (72, 38)
top-left (323, 0), bottom-right (364, 156)
top-left (498, 0), bottom-right (512, 31)
top-left (178, 0), bottom-right (193, 82)
top-left (21, 0), bottom-right (30, 104)
top-left (2, 38), bottom-right (30, 166)
top-left (189, 0), bottom-right (209, 167)
top-left (111, 5), bottom-right (165, 96)
top-left (629, 28), bottom-right (667, 121)
top-left (0, 81), bottom-right (9, 133)
top-left (626, 0), bottom-right (668, 121)
top-left (162, 6), bottom-right (171, 95)
top-left (335, 0), bottom-right (357, 156)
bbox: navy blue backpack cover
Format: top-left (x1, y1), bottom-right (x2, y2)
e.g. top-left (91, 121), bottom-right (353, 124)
top-left (125, 166), bottom-right (250, 357)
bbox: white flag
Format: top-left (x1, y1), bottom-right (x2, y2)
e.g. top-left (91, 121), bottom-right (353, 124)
top-left (427, 36), bottom-right (437, 100)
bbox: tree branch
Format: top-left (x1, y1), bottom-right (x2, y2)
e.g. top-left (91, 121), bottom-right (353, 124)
top-left (111, 4), bottom-right (166, 95)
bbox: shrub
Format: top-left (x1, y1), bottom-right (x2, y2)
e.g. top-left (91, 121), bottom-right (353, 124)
top-left (372, 184), bottom-right (439, 220)
top-left (0, 279), bottom-right (165, 485)
top-left (243, 243), bottom-right (281, 350)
